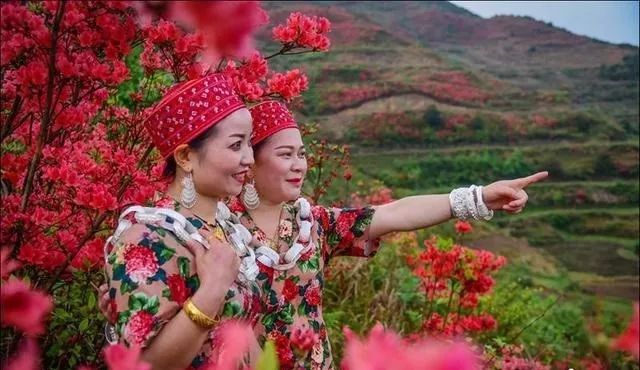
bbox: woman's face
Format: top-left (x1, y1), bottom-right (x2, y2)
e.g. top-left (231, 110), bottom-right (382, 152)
top-left (252, 128), bottom-right (307, 204)
top-left (190, 108), bottom-right (254, 198)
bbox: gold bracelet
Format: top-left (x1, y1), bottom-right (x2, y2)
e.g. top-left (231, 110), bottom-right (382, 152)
top-left (183, 298), bottom-right (219, 329)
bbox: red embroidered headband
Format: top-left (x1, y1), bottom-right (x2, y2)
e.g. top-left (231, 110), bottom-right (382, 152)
top-left (249, 100), bottom-right (298, 146)
top-left (144, 73), bottom-right (245, 159)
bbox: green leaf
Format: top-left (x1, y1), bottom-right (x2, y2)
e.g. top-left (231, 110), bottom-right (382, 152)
top-left (222, 301), bottom-right (242, 317)
top-left (278, 303), bottom-right (294, 324)
top-left (187, 275), bottom-right (200, 292)
top-left (120, 280), bottom-right (136, 294)
top-left (327, 232), bottom-right (340, 247)
top-left (129, 293), bottom-right (147, 311)
top-left (79, 318), bottom-right (89, 331)
top-left (261, 313), bottom-right (276, 329)
top-left (87, 292), bottom-right (96, 310)
top-left (178, 257), bottom-right (190, 277)
top-left (155, 243), bottom-right (175, 263)
top-left (256, 340), bottom-right (279, 370)
top-left (297, 301), bottom-right (308, 316)
top-left (143, 295), bottom-right (160, 314)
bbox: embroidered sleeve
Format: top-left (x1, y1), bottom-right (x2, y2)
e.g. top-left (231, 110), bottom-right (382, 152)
top-left (312, 205), bottom-right (381, 263)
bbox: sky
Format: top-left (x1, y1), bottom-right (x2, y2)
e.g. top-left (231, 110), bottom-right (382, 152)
top-left (450, 1), bottom-right (639, 46)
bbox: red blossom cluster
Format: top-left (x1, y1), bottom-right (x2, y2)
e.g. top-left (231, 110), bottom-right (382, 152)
top-left (416, 81), bottom-right (489, 105)
top-left (455, 220), bottom-right (473, 234)
top-left (326, 85), bottom-right (389, 111)
top-left (1, 1), bottom-right (154, 275)
top-left (273, 12), bottom-right (331, 51)
top-left (223, 11), bottom-right (333, 104)
top-left (353, 111), bottom-right (422, 142)
top-left (406, 236), bottom-right (506, 337)
top-left (224, 55), bottom-right (310, 103)
top-left (497, 345), bottom-right (550, 370)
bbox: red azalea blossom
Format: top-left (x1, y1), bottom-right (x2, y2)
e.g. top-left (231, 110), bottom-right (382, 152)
top-left (407, 236), bottom-right (505, 337)
top-left (272, 12), bottom-right (331, 51)
top-left (455, 220), bottom-right (473, 234)
top-left (1, 280), bottom-right (53, 336)
top-left (612, 302), bottom-right (640, 359)
top-left (267, 69), bottom-right (309, 101)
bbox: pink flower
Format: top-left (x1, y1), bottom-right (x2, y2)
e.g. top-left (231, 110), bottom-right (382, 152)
top-left (208, 320), bottom-right (255, 370)
top-left (1, 280), bottom-right (53, 336)
top-left (612, 302), bottom-right (639, 359)
top-left (123, 245), bottom-right (159, 284)
top-left (123, 311), bottom-right (156, 347)
top-left (2, 338), bottom-right (40, 370)
top-left (341, 323), bottom-right (480, 370)
top-left (103, 344), bottom-right (151, 370)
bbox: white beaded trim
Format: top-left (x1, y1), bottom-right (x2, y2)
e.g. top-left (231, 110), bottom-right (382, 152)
top-left (253, 198), bottom-right (315, 271)
top-left (104, 202), bottom-right (259, 282)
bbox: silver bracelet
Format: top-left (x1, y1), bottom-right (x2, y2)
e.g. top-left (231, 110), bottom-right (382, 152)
top-left (449, 185), bottom-right (493, 221)
top-left (473, 185), bottom-right (494, 221)
top-left (449, 187), bottom-right (472, 220)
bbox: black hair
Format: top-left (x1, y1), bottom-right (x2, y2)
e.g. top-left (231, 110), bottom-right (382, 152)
top-left (162, 123), bottom-right (219, 179)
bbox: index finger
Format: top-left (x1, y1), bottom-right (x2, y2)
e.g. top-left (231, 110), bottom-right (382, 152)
top-left (516, 171), bottom-right (548, 187)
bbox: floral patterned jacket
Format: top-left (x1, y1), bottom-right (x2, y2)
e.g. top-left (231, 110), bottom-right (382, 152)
top-left (228, 197), bottom-right (380, 370)
top-left (104, 195), bottom-right (262, 369)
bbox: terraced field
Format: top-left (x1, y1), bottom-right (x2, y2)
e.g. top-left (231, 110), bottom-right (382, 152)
top-left (343, 140), bottom-right (639, 300)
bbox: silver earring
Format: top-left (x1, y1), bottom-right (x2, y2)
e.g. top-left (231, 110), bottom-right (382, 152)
top-left (242, 182), bottom-right (260, 210)
top-left (181, 172), bottom-right (197, 209)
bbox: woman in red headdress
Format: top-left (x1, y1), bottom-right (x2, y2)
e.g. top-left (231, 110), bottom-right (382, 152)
top-left (228, 100), bottom-right (548, 370)
top-left (103, 73), bottom-right (262, 369)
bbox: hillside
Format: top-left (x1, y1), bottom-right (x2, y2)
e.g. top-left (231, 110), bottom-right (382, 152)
top-left (258, 1), bottom-right (639, 301)
top-left (259, 1), bottom-right (639, 138)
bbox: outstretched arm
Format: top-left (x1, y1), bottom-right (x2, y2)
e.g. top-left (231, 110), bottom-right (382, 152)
top-left (368, 171), bottom-right (548, 239)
